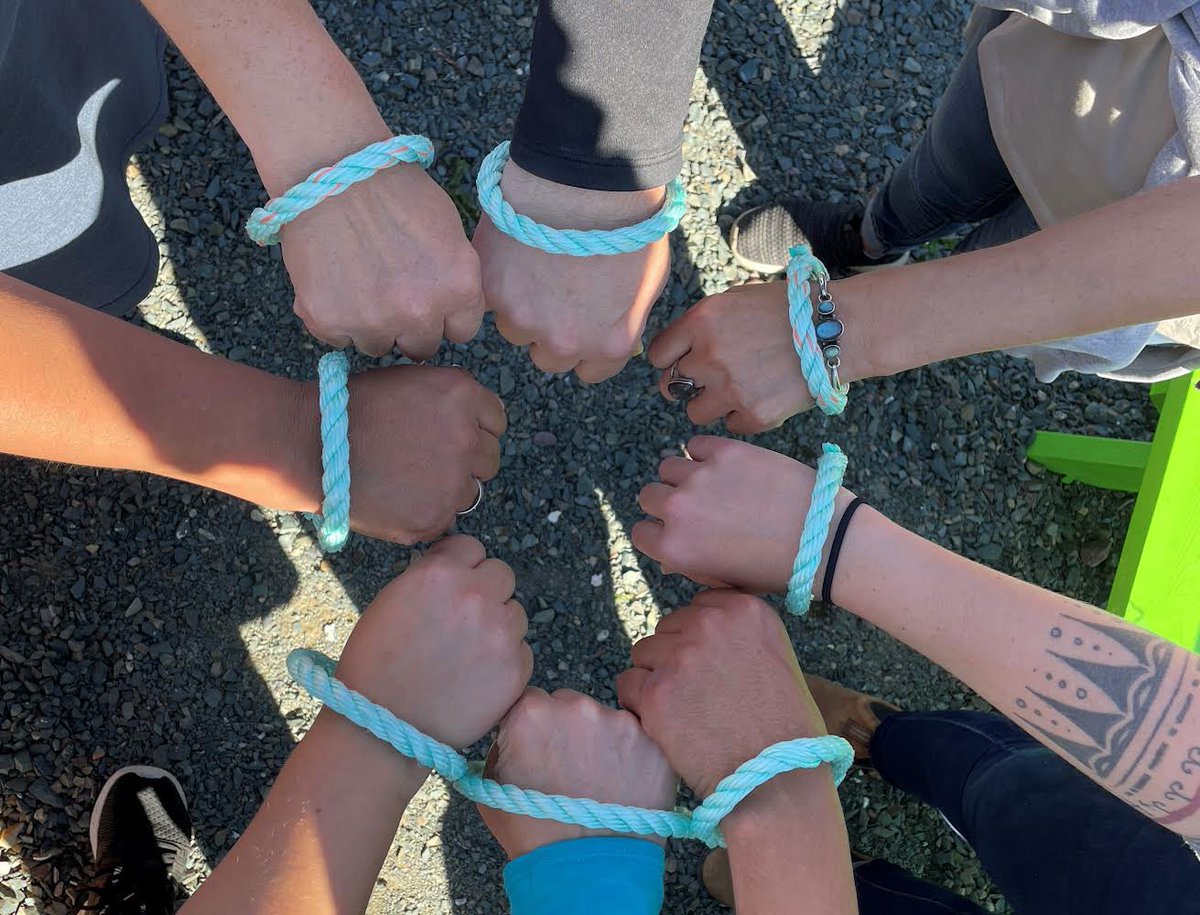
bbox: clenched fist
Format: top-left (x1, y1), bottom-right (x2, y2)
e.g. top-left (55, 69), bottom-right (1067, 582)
top-left (480, 688), bottom-right (676, 859)
top-left (617, 590), bottom-right (828, 798)
top-left (335, 535), bottom-right (532, 749)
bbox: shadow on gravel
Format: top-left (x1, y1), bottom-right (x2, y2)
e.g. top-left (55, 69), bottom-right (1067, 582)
top-left (0, 46), bottom-right (309, 910)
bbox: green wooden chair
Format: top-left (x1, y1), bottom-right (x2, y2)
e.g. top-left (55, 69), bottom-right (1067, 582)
top-left (1026, 370), bottom-right (1200, 651)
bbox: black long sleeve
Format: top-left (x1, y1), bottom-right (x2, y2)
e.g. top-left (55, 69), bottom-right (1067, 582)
top-left (510, 0), bottom-right (715, 191)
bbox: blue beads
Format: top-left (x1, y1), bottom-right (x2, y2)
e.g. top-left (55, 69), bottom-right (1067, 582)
top-left (815, 318), bottom-right (843, 342)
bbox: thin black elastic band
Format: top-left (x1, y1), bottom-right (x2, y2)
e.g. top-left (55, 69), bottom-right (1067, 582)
top-left (821, 497), bottom-right (867, 606)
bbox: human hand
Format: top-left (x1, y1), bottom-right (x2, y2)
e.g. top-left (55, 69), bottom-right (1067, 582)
top-left (632, 436), bottom-right (857, 594)
top-left (616, 590), bottom-right (827, 798)
top-left (296, 364), bottom-right (506, 544)
top-left (473, 158), bottom-right (670, 383)
top-left (479, 688), bottom-right (677, 859)
top-left (648, 281), bottom-right (866, 433)
top-left (335, 535), bottom-right (532, 749)
top-left (280, 163), bottom-right (485, 358)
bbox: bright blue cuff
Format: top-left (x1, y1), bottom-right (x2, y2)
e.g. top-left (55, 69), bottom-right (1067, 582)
top-left (503, 837), bottom-right (665, 915)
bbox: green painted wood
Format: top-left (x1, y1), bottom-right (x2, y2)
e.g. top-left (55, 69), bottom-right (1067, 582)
top-left (1108, 372), bottom-right (1200, 651)
top-left (1026, 431), bottom-right (1149, 493)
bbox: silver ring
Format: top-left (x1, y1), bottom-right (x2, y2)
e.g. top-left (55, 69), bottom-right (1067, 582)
top-left (667, 363), bottom-right (703, 402)
top-left (457, 477), bottom-right (484, 516)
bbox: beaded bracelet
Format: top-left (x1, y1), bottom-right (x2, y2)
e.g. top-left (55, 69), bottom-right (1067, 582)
top-left (785, 444), bottom-right (849, 616)
top-left (786, 244), bottom-right (849, 415)
top-left (476, 141), bottom-right (687, 256)
top-left (246, 134), bottom-right (435, 246)
top-left (287, 647), bottom-right (853, 848)
top-left (305, 352), bottom-right (352, 552)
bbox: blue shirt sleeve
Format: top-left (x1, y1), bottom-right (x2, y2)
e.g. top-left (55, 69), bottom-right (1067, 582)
top-left (503, 837), bottom-right (665, 915)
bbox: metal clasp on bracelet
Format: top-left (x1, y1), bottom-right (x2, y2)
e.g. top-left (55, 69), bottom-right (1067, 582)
top-left (812, 273), bottom-right (845, 391)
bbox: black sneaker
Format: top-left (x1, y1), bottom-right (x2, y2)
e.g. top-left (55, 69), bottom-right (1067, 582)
top-left (78, 765), bottom-right (193, 914)
top-left (729, 200), bottom-right (909, 274)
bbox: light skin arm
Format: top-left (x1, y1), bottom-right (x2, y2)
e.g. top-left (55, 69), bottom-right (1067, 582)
top-left (182, 535), bottom-right (534, 913)
top-left (634, 436), bottom-right (1200, 842)
top-left (138, 0), bottom-right (483, 357)
top-left (0, 275), bottom-right (506, 543)
top-left (650, 175), bottom-right (1200, 432)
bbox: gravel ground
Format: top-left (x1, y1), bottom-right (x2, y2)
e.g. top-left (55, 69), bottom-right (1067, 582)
top-left (0, 1), bottom-right (1155, 913)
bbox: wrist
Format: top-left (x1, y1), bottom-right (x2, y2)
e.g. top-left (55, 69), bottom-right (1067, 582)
top-left (829, 273), bottom-right (911, 384)
top-left (255, 378), bottom-right (322, 515)
top-left (772, 485), bottom-right (860, 595)
top-left (722, 767), bottom-right (841, 843)
top-left (499, 158), bottom-right (666, 229)
top-left (304, 709), bottom-right (428, 801)
top-left (249, 60), bottom-right (392, 197)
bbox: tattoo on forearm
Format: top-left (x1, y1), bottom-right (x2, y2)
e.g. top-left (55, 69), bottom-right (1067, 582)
top-left (1013, 613), bottom-right (1200, 832)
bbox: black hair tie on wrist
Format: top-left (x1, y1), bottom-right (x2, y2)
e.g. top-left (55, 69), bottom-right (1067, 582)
top-left (820, 497), bottom-right (866, 606)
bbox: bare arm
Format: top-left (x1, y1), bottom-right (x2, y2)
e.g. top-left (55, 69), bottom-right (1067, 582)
top-left (634, 437), bottom-right (1200, 843)
top-left (182, 536), bottom-right (534, 914)
top-left (182, 712), bottom-right (426, 914)
top-left (0, 274), bottom-right (318, 513)
top-left (649, 176), bottom-right (1200, 432)
top-left (137, 0), bottom-right (484, 359)
top-left (0, 275), bottom-right (507, 543)
top-left (835, 508), bottom-right (1200, 844)
top-left (138, 0), bottom-right (387, 196)
top-left (854, 175), bottom-right (1200, 384)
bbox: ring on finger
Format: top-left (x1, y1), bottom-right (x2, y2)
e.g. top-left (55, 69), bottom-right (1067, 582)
top-left (667, 362), bottom-right (704, 402)
top-left (457, 477), bottom-right (484, 516)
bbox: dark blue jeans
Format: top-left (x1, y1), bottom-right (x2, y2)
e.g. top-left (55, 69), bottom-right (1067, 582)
top-left (863, 9), bottom-right (1039, 257)
top-left (857, 711), bottom-right (1200, 914)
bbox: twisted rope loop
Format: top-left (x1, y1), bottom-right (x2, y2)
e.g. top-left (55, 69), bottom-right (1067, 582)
top-left (786, 245), bottom-right (849, 415)
top-left (287, 648), bottom-right (853, 848)
top-left (304, 352), bottom-right (351, 552)
top-left (785, 443), bottom-right (849, 616)
top-left (477, 141), bottom-right (686, 256)
top-left (246, 134), bottom-right (435, 245)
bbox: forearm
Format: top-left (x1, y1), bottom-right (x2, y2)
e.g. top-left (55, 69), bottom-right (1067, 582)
top-left (183, 711), bottom-right (426, 914)
top-left (511, 0), bottom-right (714, 190)
top-left (722, 771), bottom-right (857, 915)
top-left (139, 0), bottom-right (388, 194)
top-left (0, 276), bottom-right (320, 513)
top-left (846, 176), bottom-right (1200, 381)
top-left (832, 507), bottom-right (1200, 840)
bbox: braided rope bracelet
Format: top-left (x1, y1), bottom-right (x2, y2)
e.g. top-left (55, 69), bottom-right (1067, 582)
top-left (287, 648), bottom-right (852, 849)
top-left (786, 245), bottom-right (849, 415)
top-left (245, 134), bottom-right (435, 246)
top-left (476, 141), bottom-right (686, 256)
top-left (785, 444), bottom-right (850, 616)
top-left (304, 352), bottom-right (352, 553)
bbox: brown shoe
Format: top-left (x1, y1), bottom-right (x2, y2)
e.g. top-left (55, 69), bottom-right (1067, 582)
top-left (702, 847), bottom-right (874, 908)
top-left (804, 674), bottom-right (901, 765)
top-left (702, 849), bottom-right (735, 908)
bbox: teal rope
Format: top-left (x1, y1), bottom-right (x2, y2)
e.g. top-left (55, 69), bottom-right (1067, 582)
top-left (304, 352), bottom-right (351, 552)
top-left (246, 134), bottom-right (435, 245)
top-left (476, 141), bottom-right (686, 256)
top-left (786, 245), bottom-right (849, 415)
top-left (287, 648), bottom-right (853, 848)
top-left (785, 444), bottom-right (849, 616)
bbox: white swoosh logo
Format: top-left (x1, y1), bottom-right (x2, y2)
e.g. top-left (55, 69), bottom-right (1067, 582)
top-left (0, 78), bottom-right (119, 270)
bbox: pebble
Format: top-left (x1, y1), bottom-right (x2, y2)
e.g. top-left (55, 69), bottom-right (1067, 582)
top-left (0, 3), bottom-right (1147, 913)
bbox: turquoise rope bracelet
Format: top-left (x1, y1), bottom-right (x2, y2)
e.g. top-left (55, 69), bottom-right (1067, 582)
top-left (787, 245), bottom-right (849, 415)
top-left (476, 141), bottom-right (687, 256)
top-left (305, 352), bottom-right (352, 553)
top-left (786, 444), bottom-right (849, 616)
top-left (287, 648), bottom-right (853, 848)
top-left (246, 134), bottom-right (435, 246)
